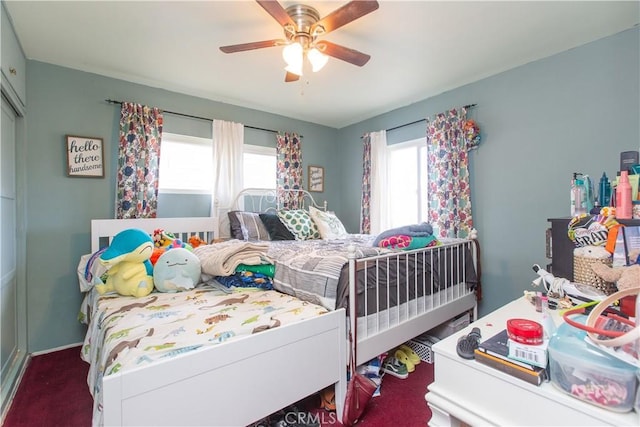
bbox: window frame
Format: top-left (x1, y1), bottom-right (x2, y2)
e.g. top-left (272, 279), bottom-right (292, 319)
top-left (158, 132), bottom-right (277, 195)
top-left (387, 137), bottom-right (428, 225)
top-left (242, 144), bottom-right (277, 190)
top-left (158, 132), bottom-right (213, 195)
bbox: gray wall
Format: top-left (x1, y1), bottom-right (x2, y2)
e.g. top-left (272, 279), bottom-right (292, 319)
top-left (24, 27), bottom-right (639, 352)
top-left (337, 27), bottom-right (640, 317)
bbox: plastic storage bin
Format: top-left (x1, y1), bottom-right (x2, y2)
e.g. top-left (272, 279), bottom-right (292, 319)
top-left (548, 320), bottom-right (638, 412)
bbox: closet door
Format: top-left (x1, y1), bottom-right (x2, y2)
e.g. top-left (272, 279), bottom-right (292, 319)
top-left (1, 94), bottom-right (18, 405)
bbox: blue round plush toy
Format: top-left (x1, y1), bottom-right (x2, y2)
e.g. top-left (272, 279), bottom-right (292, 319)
top-left (153, 247), bottom-right (201, 292)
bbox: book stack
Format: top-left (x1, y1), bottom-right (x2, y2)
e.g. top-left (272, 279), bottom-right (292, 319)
top-left (474, 329), bottom-right (548, 386)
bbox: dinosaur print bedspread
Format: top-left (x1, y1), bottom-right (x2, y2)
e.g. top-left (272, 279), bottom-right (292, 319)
top-left (79, 285), bottom-right (328, 426)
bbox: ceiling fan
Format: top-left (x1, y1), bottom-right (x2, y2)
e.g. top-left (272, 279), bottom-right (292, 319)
top-left (220, 0), bottom-right (379, 82)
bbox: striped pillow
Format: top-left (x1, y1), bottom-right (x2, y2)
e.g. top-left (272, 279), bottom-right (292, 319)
top-left (228, 211), bottom-right (271, 241)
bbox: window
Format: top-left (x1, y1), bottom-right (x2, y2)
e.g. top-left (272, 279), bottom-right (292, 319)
top-left (159, 133), bottom-right (213, 194)
top-left (243, 145), bottom-right (276, 189)
top-left (159, 132), bottom-right (276, 193)
top-left (387, 138), bottom-right (428, 227)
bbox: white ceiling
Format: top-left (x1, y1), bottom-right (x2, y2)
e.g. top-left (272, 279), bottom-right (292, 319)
top-left (5, 1), bottom-right (639, 128)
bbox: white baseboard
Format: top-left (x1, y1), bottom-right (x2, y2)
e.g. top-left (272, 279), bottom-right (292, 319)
top-left (31, 341), bottom-right (83, 356)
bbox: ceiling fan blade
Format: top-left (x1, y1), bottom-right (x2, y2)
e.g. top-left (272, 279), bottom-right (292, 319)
top-left (311, 0), bottom-right (379, 35)
top-left (285, 72), bottom-right (300, 83)
top-left (220, 39), bottom-right (284, 53)
top-left (316, 41), bottom-right (371, 67)
top-left (256, 0), bottom-right (295, 28)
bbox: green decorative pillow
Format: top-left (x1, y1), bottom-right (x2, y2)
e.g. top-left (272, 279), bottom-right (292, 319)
top-left (277, 209), bottom-right (320, 240)
top-left (308, 206), bottom-right (348, 239)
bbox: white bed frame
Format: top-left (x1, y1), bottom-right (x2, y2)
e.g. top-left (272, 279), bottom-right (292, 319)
top-left (88, 207), bottom-right (478, 426)
top-left (217, 188), bottom-right (478, 365)
top-left (90, 217), bottom-right (347, 427)
top-left (348, 241), bottom-right (478, 366)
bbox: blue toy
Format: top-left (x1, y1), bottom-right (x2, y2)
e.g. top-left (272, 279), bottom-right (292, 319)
top-left (153, 248), bottom-right (201, 293)
top-left (97, 228), bottom-right (155, 297)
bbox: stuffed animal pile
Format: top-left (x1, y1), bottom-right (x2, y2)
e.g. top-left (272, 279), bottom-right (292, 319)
top-left (95, 227), bottom-right (203, 297)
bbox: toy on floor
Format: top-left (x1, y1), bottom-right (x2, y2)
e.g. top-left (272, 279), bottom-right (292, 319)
top-left (97, 228), bottom-right (155, 297)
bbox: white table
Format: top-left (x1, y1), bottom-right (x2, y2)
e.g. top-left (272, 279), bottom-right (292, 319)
top-left (425, 297), bottom-right (639, 426)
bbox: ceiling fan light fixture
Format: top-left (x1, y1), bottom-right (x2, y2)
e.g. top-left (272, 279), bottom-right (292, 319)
top-left (221, 1), bottom-right (379, 83)
top-left (284, 62), bottom-right (303, 76)
top-left (307, 47), bottom-right (328, 72)
top-left (282, 42), bottom-right (303, 66)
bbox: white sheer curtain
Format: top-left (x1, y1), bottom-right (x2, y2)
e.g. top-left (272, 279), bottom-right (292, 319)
top-left (211, 120), bottom-right (244, 234)
top-left (369, 130), bottom-right (390, 235)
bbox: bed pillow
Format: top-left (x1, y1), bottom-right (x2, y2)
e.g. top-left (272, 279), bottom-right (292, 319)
top-left (277, 209), bottom-right (321, 240)
top-left (228, 211), bottom-right (271, 241)
top-left (259, 213), bottom-right (295, 241)
top-left (308, 206), bottom-right (348, 239)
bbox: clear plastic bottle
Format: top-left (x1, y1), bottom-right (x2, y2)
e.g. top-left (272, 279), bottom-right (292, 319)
top-left (571, 173), bottom-right (586, 216)
top-left (616, 170), bottom-right (633, 219)
top-left (583, 175), bottom-right (594, 213)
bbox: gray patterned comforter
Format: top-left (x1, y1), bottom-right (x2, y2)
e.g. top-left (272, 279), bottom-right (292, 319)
top-left (265, 235), bottom-right (389, 310)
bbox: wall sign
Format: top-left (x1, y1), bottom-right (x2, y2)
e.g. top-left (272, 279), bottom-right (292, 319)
top-left (66, 135), bottom-right (104, 177)
top-left (308, 165), bottom-right (324, 193)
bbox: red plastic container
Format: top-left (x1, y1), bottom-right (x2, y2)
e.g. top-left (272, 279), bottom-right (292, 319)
top-left (619, 295), bottom-right (637, 318)
top-left (507, 318), bottom-right (543, 345)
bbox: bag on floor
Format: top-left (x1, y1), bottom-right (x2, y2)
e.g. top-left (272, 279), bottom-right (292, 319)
top-left (342, 371), bottom-right (377, 426)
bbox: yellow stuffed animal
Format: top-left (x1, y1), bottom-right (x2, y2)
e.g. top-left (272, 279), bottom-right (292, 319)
top-left (96, 228), bottom-right (155, 297)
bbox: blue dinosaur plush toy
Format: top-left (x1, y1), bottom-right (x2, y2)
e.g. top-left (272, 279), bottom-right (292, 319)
top-left (97, 228), bottom-right (155, 297)
top-left (153, 247), bottom-right (201, 293)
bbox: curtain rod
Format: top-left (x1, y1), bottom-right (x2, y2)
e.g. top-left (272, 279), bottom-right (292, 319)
top-left (384, 103), bottom-right (477, 133)
top-left (105, 99), bottom-right (292, 136)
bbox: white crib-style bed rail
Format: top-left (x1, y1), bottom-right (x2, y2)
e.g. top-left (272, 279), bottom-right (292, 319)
top-left (91, 217), bottom-right (218, 252)
top-left (348, 238), bottom-right (478, 366)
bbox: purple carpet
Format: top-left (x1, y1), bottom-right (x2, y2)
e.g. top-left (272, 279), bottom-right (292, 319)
top-left (3, 346), bottom-right (433, 426)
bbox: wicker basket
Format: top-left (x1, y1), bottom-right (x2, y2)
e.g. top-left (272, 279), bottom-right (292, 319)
top-left (573, 255), bottom-right (617, 295)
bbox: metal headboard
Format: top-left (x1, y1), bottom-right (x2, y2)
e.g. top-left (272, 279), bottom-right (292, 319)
top-left (216, 188), bottom-right (327, 238)
top-left (228, 188), bottom-right (327, 213)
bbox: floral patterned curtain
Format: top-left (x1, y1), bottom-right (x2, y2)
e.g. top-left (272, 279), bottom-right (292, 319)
top-left (276, 132), bottom-right (303, 209)
top-left (360, 131), bottom-right (389, 234)
top-left (360, 134), bottom-right (372, 234)
top-left (116, 102), bottom-right (163, 218)
top-left (426, 107), bottom-right (477, 238)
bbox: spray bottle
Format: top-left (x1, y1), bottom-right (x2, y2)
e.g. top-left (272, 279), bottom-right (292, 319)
top-left (571, 173), bottom-right (586, 216)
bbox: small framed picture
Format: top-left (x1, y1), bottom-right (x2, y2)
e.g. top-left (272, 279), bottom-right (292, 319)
top-left (308, 165), bottom-right (324, 193)
top-left (66, 135), bottom-right (104, 178)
